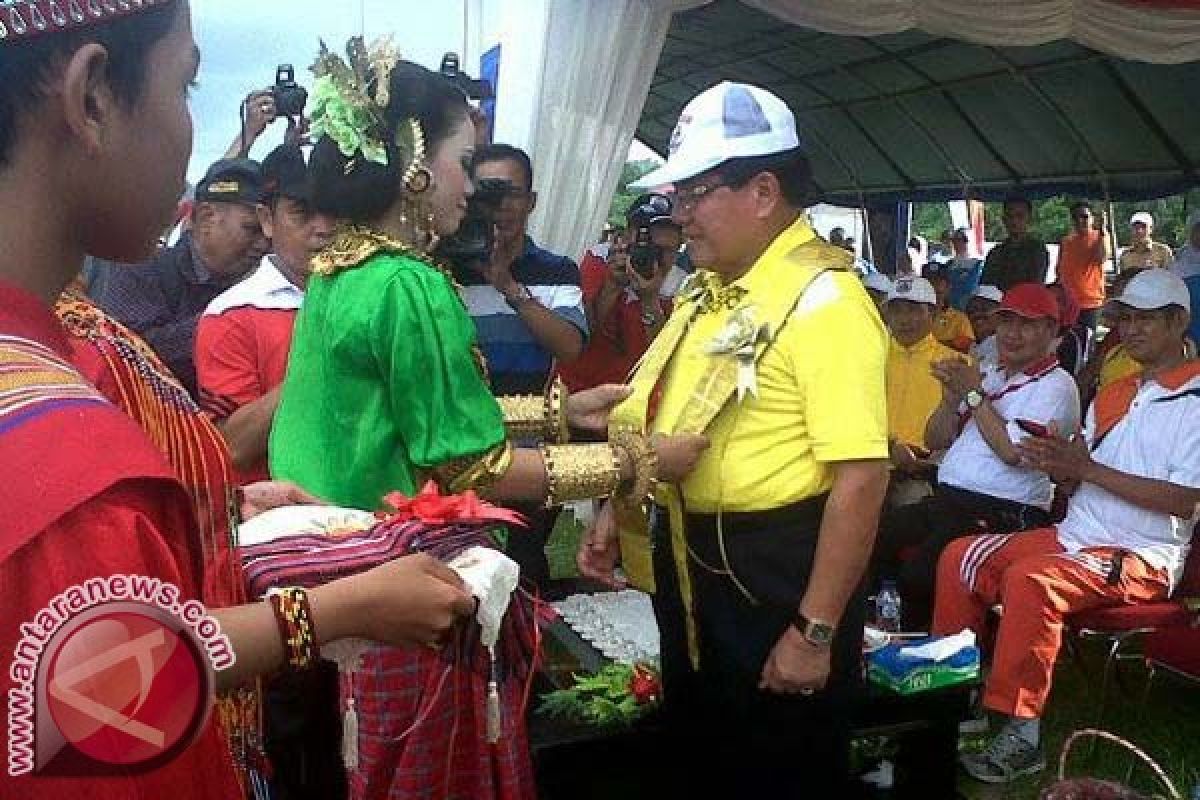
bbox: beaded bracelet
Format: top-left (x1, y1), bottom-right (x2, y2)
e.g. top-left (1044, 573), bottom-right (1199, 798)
top-left (266, 587), bottom-right (319, 671)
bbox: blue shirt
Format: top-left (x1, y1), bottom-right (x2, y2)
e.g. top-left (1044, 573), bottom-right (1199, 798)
top-left (943, 257), bottom-right (984, 310)
top-left (458, 236), bottom-right (588, 395)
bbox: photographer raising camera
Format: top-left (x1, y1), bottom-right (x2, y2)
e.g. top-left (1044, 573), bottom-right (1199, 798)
top-left (225, 65), bottom-right (310, 159)
top-left (559, 193), bottom-right (683, 393)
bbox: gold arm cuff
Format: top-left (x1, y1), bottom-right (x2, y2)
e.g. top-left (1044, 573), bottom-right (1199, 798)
top-left (610, 429), bottom-right (658, 504)
top-left (540, 443), bottom-right (622, 508)
top-left (435, 441), bottom-right (514, 494)
top-left (498, 393), bottom-right (552, 441)
top-left (497, 377), bottom-right (569, 444)
top-left (546, 376), bottom-right (570, 444)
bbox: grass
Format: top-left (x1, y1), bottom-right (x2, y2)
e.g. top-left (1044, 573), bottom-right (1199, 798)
top-left (957, 639), bottom-right (1200, 799)
top-left (541, 515), bottom-right (1200, 798)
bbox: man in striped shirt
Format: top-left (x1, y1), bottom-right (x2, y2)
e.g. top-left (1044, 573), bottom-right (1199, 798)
top-left (463, 144), bottom-right (587, 395)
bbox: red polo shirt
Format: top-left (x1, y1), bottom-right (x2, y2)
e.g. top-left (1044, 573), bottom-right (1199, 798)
top-left (558, 248), bottom-right (673, 392)
top-left (195, 258), bottom-right (301, 484)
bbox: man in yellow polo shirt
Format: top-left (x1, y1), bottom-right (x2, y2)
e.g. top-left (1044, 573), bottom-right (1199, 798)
top-left (577, 81), bottom-right (889, 794)
top-left (886, 276), bottom-right (963, 466)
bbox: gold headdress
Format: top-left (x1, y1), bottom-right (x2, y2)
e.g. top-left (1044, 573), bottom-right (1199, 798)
top-left (309, 35), bottom-right (427, 188)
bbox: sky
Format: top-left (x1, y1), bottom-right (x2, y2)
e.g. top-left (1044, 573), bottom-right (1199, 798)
top-left (188, 1), bottom-right (658, 184)
top-left (188, 1), bottom-right (467, 182)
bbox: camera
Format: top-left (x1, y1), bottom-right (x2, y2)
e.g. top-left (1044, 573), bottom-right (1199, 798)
top-left (271, 64), bottom-right (308, 117)
top-left (625, 193), bottom-right (674, 280)
top-left (439, 52), bottom-right (493, 101)
top-left (434, 177), bottom-right (515, 274)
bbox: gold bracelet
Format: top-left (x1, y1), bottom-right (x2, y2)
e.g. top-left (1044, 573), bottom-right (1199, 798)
top-left (436, 441), bottom-right (515, 494)
top-left (545, 376), bottom-right (570, 445)
top-left (540, 443), bottom-right (622, 508)
top-left (497, 393), bottom-right (549, 441)
top-left (610, 428), bottom-right (658, 504)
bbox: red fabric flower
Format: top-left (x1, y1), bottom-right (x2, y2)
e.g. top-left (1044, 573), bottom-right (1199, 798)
top-left (382, 481), bottom-right (526, 527)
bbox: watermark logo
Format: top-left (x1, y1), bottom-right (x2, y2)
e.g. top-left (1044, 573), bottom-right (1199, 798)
top-left (7, 575), bottom-right (234, 777)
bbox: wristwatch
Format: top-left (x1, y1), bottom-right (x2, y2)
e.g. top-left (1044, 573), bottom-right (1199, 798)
top-left (504, 283), bottom-right (534, 309)
top-left (792, 612), bottom-right (835, 648)
top-left (965, 388), bottom-right (985, 410)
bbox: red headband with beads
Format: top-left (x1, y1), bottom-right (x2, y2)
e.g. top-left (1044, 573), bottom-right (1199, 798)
top-left (0, 0), bottom-right (168, 42)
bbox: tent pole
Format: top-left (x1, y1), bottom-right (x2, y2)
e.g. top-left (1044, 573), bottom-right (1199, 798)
top-left (861, 205), bottom-right (873, 264)
top-left (1105, 195), bottom-right (1119, 277)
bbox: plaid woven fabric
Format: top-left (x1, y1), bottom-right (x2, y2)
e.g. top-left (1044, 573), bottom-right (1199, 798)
top-left (239, 514), bottom-right (538, 800)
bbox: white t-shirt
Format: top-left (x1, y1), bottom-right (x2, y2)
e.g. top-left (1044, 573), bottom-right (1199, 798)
top-left (970, 334), bottom-right (999, 369)
top-left (938, 360), bottom-right (1081, 509)
top-left (1058, 371), bottom-right (1200, 590)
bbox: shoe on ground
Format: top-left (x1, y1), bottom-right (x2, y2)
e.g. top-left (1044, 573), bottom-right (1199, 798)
top-left (958, 712), bottom-right (989, 735)
top-left (959, 731), bottom-right (1045, 784)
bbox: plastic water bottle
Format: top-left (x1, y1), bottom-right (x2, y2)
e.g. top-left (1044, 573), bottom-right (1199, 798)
top-left (875, 580), bottom-right (902, 633)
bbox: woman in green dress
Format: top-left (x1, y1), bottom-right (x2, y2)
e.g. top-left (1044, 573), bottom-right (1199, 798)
top-left (270, 47), bottom-right (706, 515)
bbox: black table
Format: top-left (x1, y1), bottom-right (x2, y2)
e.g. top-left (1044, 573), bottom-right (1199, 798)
top-left (530, 617), bottom-right (973, 799)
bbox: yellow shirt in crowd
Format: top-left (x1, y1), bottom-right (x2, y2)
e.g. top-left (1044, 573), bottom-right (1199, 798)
top-left (886, 333), bottom-right (963, 449)
top-left (933, 307), bottom-right (975, 352)
top-left (1099, 343), bottom-right (1141, 389)
top-left (652, 218), bottom-right (889, 513)
top-left (1118, 241), bottom-right (1173, 271)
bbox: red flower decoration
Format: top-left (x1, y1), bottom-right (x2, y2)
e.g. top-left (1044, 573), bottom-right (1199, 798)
top-left (629, 664), bottom-right (661, 706)
top-left (382, 481), bottom-right (527, 527)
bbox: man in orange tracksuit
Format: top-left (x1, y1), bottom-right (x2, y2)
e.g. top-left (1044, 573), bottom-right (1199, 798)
top-left (932, 269), bottom-right (1200, 784)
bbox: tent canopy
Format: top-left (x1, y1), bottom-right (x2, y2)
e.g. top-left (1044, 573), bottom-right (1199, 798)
top-left (637, 0), bottom-right (1200, 205)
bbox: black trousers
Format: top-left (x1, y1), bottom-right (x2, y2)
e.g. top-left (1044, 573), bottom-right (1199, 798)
top-left (651, 497), bottom-right (867, 797)
top-left (873, 483), bottom-right (1050, 630)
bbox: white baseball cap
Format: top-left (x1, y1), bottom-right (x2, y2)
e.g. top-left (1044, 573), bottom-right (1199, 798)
top-left (1130, 211), bottom-right (1154, 228)
top-left (862, 271), bottom-right (893, 295)
top-left (631, 81), bottom-right (800, 190)
top-left (971, 285), bottom-right (1004, 304)
top-left (1115, 269), bottom-right (1191, 311)
top-left (887, 276), bottom-right (937, 306)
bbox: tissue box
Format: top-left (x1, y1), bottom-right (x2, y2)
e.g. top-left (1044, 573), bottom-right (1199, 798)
top-left (867, 636), bottom-right (980, 695)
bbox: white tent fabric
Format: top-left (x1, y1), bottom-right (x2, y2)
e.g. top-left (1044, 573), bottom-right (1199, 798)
top-left (525, 0), bottom-right (1200, 258)
top-left (743, 0), bottom-right (1200, 64)
top-left (519, 0), bottom-right (705, 263)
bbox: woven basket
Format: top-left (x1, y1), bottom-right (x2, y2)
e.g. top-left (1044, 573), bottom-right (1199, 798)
top-left (1039, 729), bottom-right (1183, 800)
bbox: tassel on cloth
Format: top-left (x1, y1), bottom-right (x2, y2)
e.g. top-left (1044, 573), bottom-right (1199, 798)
top-left (342, 695), bottom-right (359, 770)
top-left (486, 653), bottom-right (501, 744)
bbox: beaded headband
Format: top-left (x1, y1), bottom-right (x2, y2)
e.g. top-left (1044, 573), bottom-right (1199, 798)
top-left (0, 0), bottom-right (167, 41)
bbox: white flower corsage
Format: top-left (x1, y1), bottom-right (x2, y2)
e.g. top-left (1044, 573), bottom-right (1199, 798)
top-left (704, 306), bottom-right (772, 401)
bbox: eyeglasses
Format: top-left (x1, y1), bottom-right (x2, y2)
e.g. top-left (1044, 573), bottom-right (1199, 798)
top-left (666, 180), bottom-right (728, 212)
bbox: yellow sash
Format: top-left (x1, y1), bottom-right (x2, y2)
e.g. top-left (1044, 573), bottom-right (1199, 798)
top-left (608, 239), bottom-right (847, 662)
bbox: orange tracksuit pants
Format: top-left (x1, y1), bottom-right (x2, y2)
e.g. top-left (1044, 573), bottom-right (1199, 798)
top-left (932, 527), bottom-right (1168, 718)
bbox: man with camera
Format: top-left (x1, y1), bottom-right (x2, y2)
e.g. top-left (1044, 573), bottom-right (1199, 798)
top-left (224, 65), bottom-right (309, 160)
top-left (559, 193), bottom-right (682, 392)
top-left (463, 144), bottom-right (587, 396)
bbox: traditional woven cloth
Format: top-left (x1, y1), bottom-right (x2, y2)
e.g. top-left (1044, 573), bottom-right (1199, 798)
top-left (240, 508), bottom-right (538, 800)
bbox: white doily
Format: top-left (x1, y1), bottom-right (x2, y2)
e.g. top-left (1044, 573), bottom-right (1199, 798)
top-left (553, 589), bottom-right (660, 665)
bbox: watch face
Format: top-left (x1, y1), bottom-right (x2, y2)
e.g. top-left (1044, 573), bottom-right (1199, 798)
top-left (808, 623), bottom-right (835, 645)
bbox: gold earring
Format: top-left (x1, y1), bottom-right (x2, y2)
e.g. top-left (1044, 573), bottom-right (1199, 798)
top-left (406, 167), bottom-right (432, 195)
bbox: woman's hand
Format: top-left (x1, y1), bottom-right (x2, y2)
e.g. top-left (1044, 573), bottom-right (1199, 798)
top-left (576, 500), bottom-right (625, 588)
top-left (239, 480), bottom-right (324, 520)
top-left (652, 433), bottom-right (710, 483)
top-left (341, 553), bottom-right (476, 648)
top-left (565, 384), bottom-right (633, 433)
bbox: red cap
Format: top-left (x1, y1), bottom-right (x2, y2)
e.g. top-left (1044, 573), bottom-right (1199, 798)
top-left (0, 0), bottom-right (169, 43)
top-left (997, 283), bottom-right (1059, 321)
